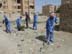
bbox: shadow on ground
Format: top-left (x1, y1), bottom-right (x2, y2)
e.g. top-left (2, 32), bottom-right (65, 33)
top-left (36, 35), bottom-right (47, 43)
top-left (29, 27), bottom-right (33, 30)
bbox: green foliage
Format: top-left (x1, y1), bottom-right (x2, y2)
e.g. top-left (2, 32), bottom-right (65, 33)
top-left (55, 8), bottom-right (61, 13)
top-left (20, 26), bottom-right (25, 31)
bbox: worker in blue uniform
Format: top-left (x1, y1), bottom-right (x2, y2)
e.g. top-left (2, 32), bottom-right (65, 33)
top-left (33, 13), bottom-right (38, 30)
top-left (46, 12), bottom-right (57, 45)
top-left (3, 15), bottom-right (11, 33)
top-left (16, 16), bottom-right (22, 31)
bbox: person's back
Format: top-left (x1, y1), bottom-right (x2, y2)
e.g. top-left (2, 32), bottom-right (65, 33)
top-left (33, 13), bottom-right (38, 30)
top-left (3, 15), bottom-right (9, 25)
top-left (46, 16), bottom-right (57, 32)
top-left (34, 14), bottom-right (38, 22)
top-left (16, 16), bottom-right (22, 31)
top-left (16, 18), bottom-right (21, 26)
top-left (46, 12), bottom-right (57, 45)
top-left (3, 15), bottom-right (11, 33)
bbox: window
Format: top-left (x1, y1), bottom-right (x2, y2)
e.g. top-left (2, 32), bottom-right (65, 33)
top-left (29, 5), bottom-right (34, 9)
top-left (17, 6), bottom-right (21, 9)
top-left (17, 0), bottom-right (21, 3)
top-left (0, 3), bottom-right (2, 8)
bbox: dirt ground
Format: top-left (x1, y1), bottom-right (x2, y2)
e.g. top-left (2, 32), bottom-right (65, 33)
top-left (0, 16), bottom-right (72, 54)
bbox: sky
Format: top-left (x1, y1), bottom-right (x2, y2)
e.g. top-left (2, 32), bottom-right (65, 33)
top-left (35, 0), bottom-right (61, 13)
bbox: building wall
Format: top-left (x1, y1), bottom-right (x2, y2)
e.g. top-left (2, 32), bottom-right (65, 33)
top-left (42, 5), bottom-right (56, 16)
top-left (42, 5), bottom-right (49, 16)
top-left (29, 0), bottom-right (35, 16)
top-left (60, 3), bottom-right (72, 32)
top-left (22, 0), bottom-right (34, 15)
top-left (0, 0), bottom-right (34, 19)
top-left (61, 0), bottom-right (72, 4)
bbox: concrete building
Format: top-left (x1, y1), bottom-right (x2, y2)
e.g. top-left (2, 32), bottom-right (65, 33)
top-left (60, 0), bottom-right (72, 32)
top-left (0, 0), bottom-right (35, 17)
top-left (42, 4), bottom-right (56, 16)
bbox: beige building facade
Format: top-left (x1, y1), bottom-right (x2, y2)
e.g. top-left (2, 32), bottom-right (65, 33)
top-left (0, 0), bottom-right (35, 16)
top-left (42, 5), bottom-right (56, 16)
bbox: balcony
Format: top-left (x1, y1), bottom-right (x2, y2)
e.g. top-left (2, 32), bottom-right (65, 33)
top-left (13, 3), bottom-right (21, 6)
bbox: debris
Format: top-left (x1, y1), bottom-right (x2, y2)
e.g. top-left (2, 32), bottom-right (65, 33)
top-left (17, 44), bottom-right (21, 47)
top-left (39, 47), bottom-right (43, 52)
top-left (21, 39), bottom-right (24, 42)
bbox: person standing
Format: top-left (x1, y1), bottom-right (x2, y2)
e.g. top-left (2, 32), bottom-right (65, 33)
top-left (33, 13), bottom-right (38, 30)
top-left (46, 12), bottom-right (57, 45)
top-left (16, 16), bottom-right (22, 31)
top-left (3, 15), bottom-right (11, 33)
top-left (25, 12), bottom-right (30, 28)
